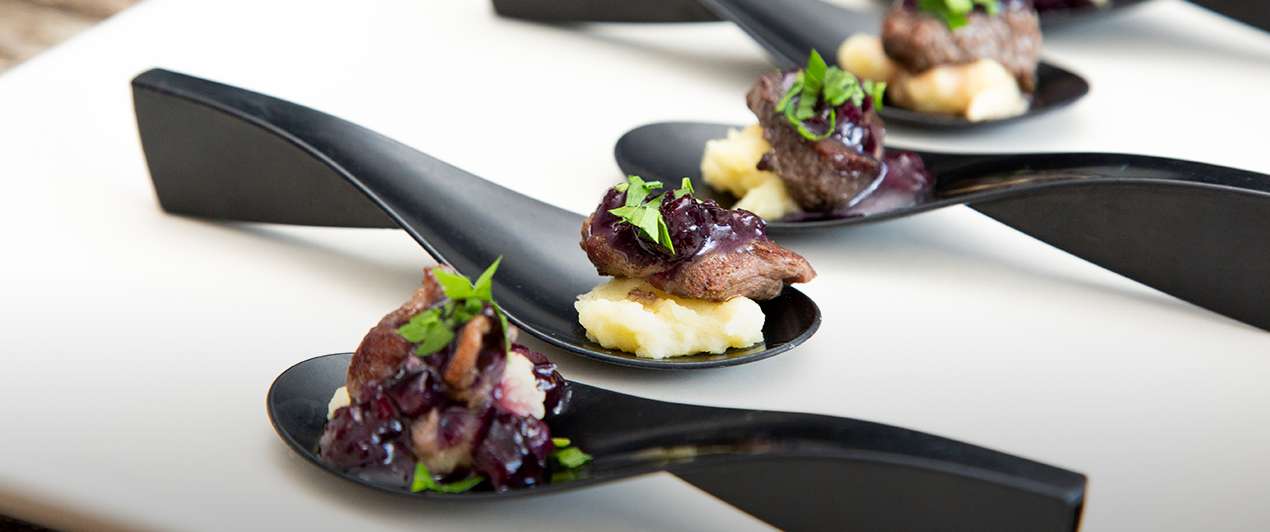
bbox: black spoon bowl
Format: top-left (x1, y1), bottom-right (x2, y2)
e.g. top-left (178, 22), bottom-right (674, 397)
top-left (269, 353), bottom-right (1087, 531)
top-left (494, 0), bottom-right (1090, 129)
top-left (616, 120), bottom-right (1270, 331)
top-left (131, 69), bottom-right (819, 370)
top-left (696, 0), bottom-right (1090, 129)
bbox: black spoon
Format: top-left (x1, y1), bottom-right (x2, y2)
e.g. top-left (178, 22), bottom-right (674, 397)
top-left (131, 69), bottom-right (819, 370)
top-left (494, 0), bottom-right (1090, 129)
top-left (269, 352), bottom-right (1087, 531)
top-left (493, 0), bottom-right (1269, 33)
top-left (616, 120), bottom-right (1270, 332)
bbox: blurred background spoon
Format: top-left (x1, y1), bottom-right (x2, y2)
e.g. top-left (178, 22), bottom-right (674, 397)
top-left (499, 0), bottom-right (1091, 129)
top-left (491, 0), bottom-right (1269, 32)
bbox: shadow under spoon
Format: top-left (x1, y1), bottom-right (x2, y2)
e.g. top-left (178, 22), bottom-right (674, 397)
top-left (269, 353), bottom-right (1086, 531)
top-left (616, 121), bottom-right (1270, 332)
top-left (130, 69), bottom-right (818, 370)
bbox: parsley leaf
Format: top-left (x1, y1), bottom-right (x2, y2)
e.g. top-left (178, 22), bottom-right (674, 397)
top-left (414, 324), bottom-right (454, 356)
top-left (433, 268), bottom-right (474, 300)
top-left (472, 256), bottom-right (501, 302)
top-left (398, 308), bottom-right (440, 343)
top-left (916, 0), bottom-right (999, 30)
top-left (780, 50), bottom-right (885, 142)
top-left (864, 80), bottom-right (887, 110)
top-left (396, 259), bottom-right (510, 358)
top-left (608, 176), bottom-right (677, 254)
top-left (411, 462), bottom-right (485, 494)
top-left (674, 177), bottom-right (695, 198)
top-left (553, 447), bottom-right (593, 469)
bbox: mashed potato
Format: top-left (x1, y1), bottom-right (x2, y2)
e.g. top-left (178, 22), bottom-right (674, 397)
top-left (838, 34), bottom-right (1027, 121)
top-left (700, 125), bottom-right (800, 220)
top-left (575, 278), bottom-right (765, 359)
top-left (328, 386), bottom-right (350, 419)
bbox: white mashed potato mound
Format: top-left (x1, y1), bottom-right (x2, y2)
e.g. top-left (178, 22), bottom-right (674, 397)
top-left (497, 351), bottom-right (546, 419)
top-left (328, 386), bottom-right (351, 419)
top-left (838, 34), bottom-right (1028, 122)
top-left (700, 124), bottom-right (800, 220)
top-left (575, 278), bottom-right (765, 359)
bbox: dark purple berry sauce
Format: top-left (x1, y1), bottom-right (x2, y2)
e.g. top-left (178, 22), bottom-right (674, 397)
top-left (319, 307), bottom-right (570, 492)
top-left (588, 187), bottom-right (767, 267)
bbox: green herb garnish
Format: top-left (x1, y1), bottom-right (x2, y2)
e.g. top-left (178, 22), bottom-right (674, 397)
top-left (397, 258), bottom-right (510, 356)
top-left (777, 50), bottom-right (887, 142)
top-left (916, 0), bottom-right (1000, 30)
top-left (411, 462), bottom-right (485, 494)
top-left (552, 437), bottom-right (572, 447)
top-left (674, 177), bottom-right (695, 199)
top-left (609, 175), bottom-right (676, 254)
top-left (553, 446), bottom-right (593, 469)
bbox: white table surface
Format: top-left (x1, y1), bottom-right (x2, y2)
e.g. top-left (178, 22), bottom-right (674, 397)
top-left (1, 0), bottom-right (1268, 530)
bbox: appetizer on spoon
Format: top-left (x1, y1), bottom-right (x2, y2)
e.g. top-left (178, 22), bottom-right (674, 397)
top-left (614, 122), bottom-right (1270, 334)
top-left (577, 176), bottom-right (815, 359)
top-left (269, 265), bottom-right (1087, 530)
top-left (694, 49), bottom-right (936, 222)
top-left (497, 0), bottom-right (1089, 127)
top-left (131, 69), bottom-right (820, 369)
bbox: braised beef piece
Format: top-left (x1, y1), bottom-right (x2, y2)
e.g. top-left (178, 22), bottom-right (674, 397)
top-left (581, 187), bottom-right (815, 301)
top-left (346, 271), bottom-right (444, 398)
top-left (323, 270), bottom-right (570, 491)
top-left (747, 70), bottom-right (886, 213)
top-left (884, 0), bottom-right (1041, 91)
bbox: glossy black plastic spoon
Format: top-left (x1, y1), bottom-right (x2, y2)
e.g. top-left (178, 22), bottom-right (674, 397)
top-left (131, 69), bottom-right (818, 370)
top-left (616, 121), bottom-right (1270, 332)
top-left (493, 0), bottom-right (1268, 33)
top-left (494, 0), bottom-right (1090, 129)
top-left (269, 352), bottom-right (1087, 531)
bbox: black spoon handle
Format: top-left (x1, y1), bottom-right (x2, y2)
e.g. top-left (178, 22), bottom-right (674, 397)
top-left (491, 0), bottom-right (719, 22)
top-left (562, 382), bottom-right (1086, 531)
top-left (490, 0), bottom-right (1270, 33)
top-left (1187, 0), bottom-right (1270, 32)
top-left (699, 0), bottom-right (877, 68)
top-left (132, 68), bottom-right (593, 333)
top-left (922, 150), bottom-right (1270, 332)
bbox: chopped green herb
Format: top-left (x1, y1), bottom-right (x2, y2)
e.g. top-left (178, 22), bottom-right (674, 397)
top-left (553, 447), bottom-right (593, 469)
top-left (433, 268), bottom-right (475, 300)
top-left (779, 50), bottom-right (886, 142)
top-left (674, 178), bottom-right (695, 198)
top-left (864, 80), bottom-right (887, 110)
top-left (396, 258), bottom-right (509, 358)
top-left (472, 256), bottom-right (501, 302)
top-left (917, 0), bottom-right (1000, 30)
top-left (552, 437), bottom-right (572, 447)
top-left (608, 175), bottom-right (677, 254)
top-left (411, 462), bottom-right (485, 494)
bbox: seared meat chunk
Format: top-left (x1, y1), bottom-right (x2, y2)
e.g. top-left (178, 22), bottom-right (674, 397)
top-left (747, 70), bottom-right (886, 213)
top-left (347, 269), bottom-right (444, 398)
top-left (882, 0), bottom-right (1041, 91)
top-left (581, 186), bottom-right (815, 301)
top-left (325, 266), bottom-right (572, 491)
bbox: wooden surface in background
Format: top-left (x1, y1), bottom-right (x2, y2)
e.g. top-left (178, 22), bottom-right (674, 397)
top-left (0, 0), bottom-right (138, 71)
